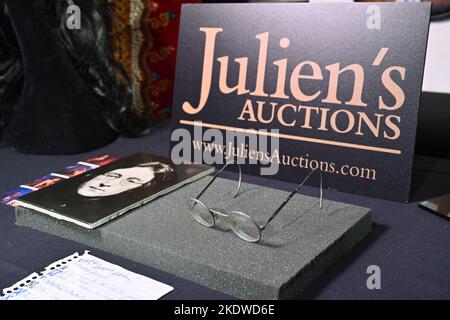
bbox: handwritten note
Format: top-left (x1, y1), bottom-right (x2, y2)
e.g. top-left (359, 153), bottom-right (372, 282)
top-left (0, 251), bottom-right (173, 300)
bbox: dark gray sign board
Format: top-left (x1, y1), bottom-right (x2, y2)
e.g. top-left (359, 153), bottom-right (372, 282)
top-left (171, 3), bottom-right (431, 202)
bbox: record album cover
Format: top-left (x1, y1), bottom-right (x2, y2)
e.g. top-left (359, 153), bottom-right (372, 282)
top-left (16, 154), bottom-right (213, 229)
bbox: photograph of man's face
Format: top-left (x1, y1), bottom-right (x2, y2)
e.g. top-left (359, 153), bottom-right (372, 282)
top-left (14, 153), bottom-right (212, 228)
top-left (77, 162), bottom-right (173, 197)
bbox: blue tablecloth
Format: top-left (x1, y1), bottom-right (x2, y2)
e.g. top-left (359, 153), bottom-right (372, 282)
top-left (1, 121), bottom-right (449, 299)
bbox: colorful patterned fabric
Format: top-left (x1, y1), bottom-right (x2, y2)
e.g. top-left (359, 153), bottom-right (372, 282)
top-left (110, 0), bottom-right (201, 120)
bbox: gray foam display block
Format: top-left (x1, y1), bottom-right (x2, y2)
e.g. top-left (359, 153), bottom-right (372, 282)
top-left (15, 177), bottom-right (372, 299)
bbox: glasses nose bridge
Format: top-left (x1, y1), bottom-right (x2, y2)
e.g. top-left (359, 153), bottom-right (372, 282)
top-left (209, 208), bottom-right (230, 217)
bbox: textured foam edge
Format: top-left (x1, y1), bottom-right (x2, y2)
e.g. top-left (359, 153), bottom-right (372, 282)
top-left (15, 206), bottom-right (372, 299)
top-left (14, 206), bottom-right (280, 299)
top-left (279, 212), bottom-right (372, 299)
top-left (62, 219), bottom-right (278, 300)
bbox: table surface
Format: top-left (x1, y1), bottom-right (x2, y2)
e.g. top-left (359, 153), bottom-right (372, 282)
top-left (1, 121), bottom-right (449, 300)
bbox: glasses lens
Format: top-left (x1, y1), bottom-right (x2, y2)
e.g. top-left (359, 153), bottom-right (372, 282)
top-left (229, 212), bottom-right (261, 242)
top-left (188, 198), bottom-right (215, 227)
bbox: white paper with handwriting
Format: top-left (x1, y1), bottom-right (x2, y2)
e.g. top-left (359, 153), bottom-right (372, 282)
top-left (0, 251), bottom-right (173, 300)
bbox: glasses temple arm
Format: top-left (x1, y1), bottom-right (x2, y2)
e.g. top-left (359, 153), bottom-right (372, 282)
top-left (195, 161), bottom-right (242, 200)
top-left (261, 169), bottom-right (322, 229)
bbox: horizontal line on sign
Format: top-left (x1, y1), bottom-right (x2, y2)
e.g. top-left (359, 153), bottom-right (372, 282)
top-left (179, 120), bottom-right (402, 155)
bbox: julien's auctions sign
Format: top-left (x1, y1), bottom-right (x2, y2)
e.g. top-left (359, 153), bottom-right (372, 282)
top-left (170, 3), bottom-right (431, 201)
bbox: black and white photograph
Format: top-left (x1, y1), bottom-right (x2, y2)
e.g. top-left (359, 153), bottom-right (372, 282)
top-left (15, 154), bottom-right (213, 228)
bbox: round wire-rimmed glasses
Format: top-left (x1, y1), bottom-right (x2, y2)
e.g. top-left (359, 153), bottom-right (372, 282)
top-left (187, 162), bottom-right (323, 243)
